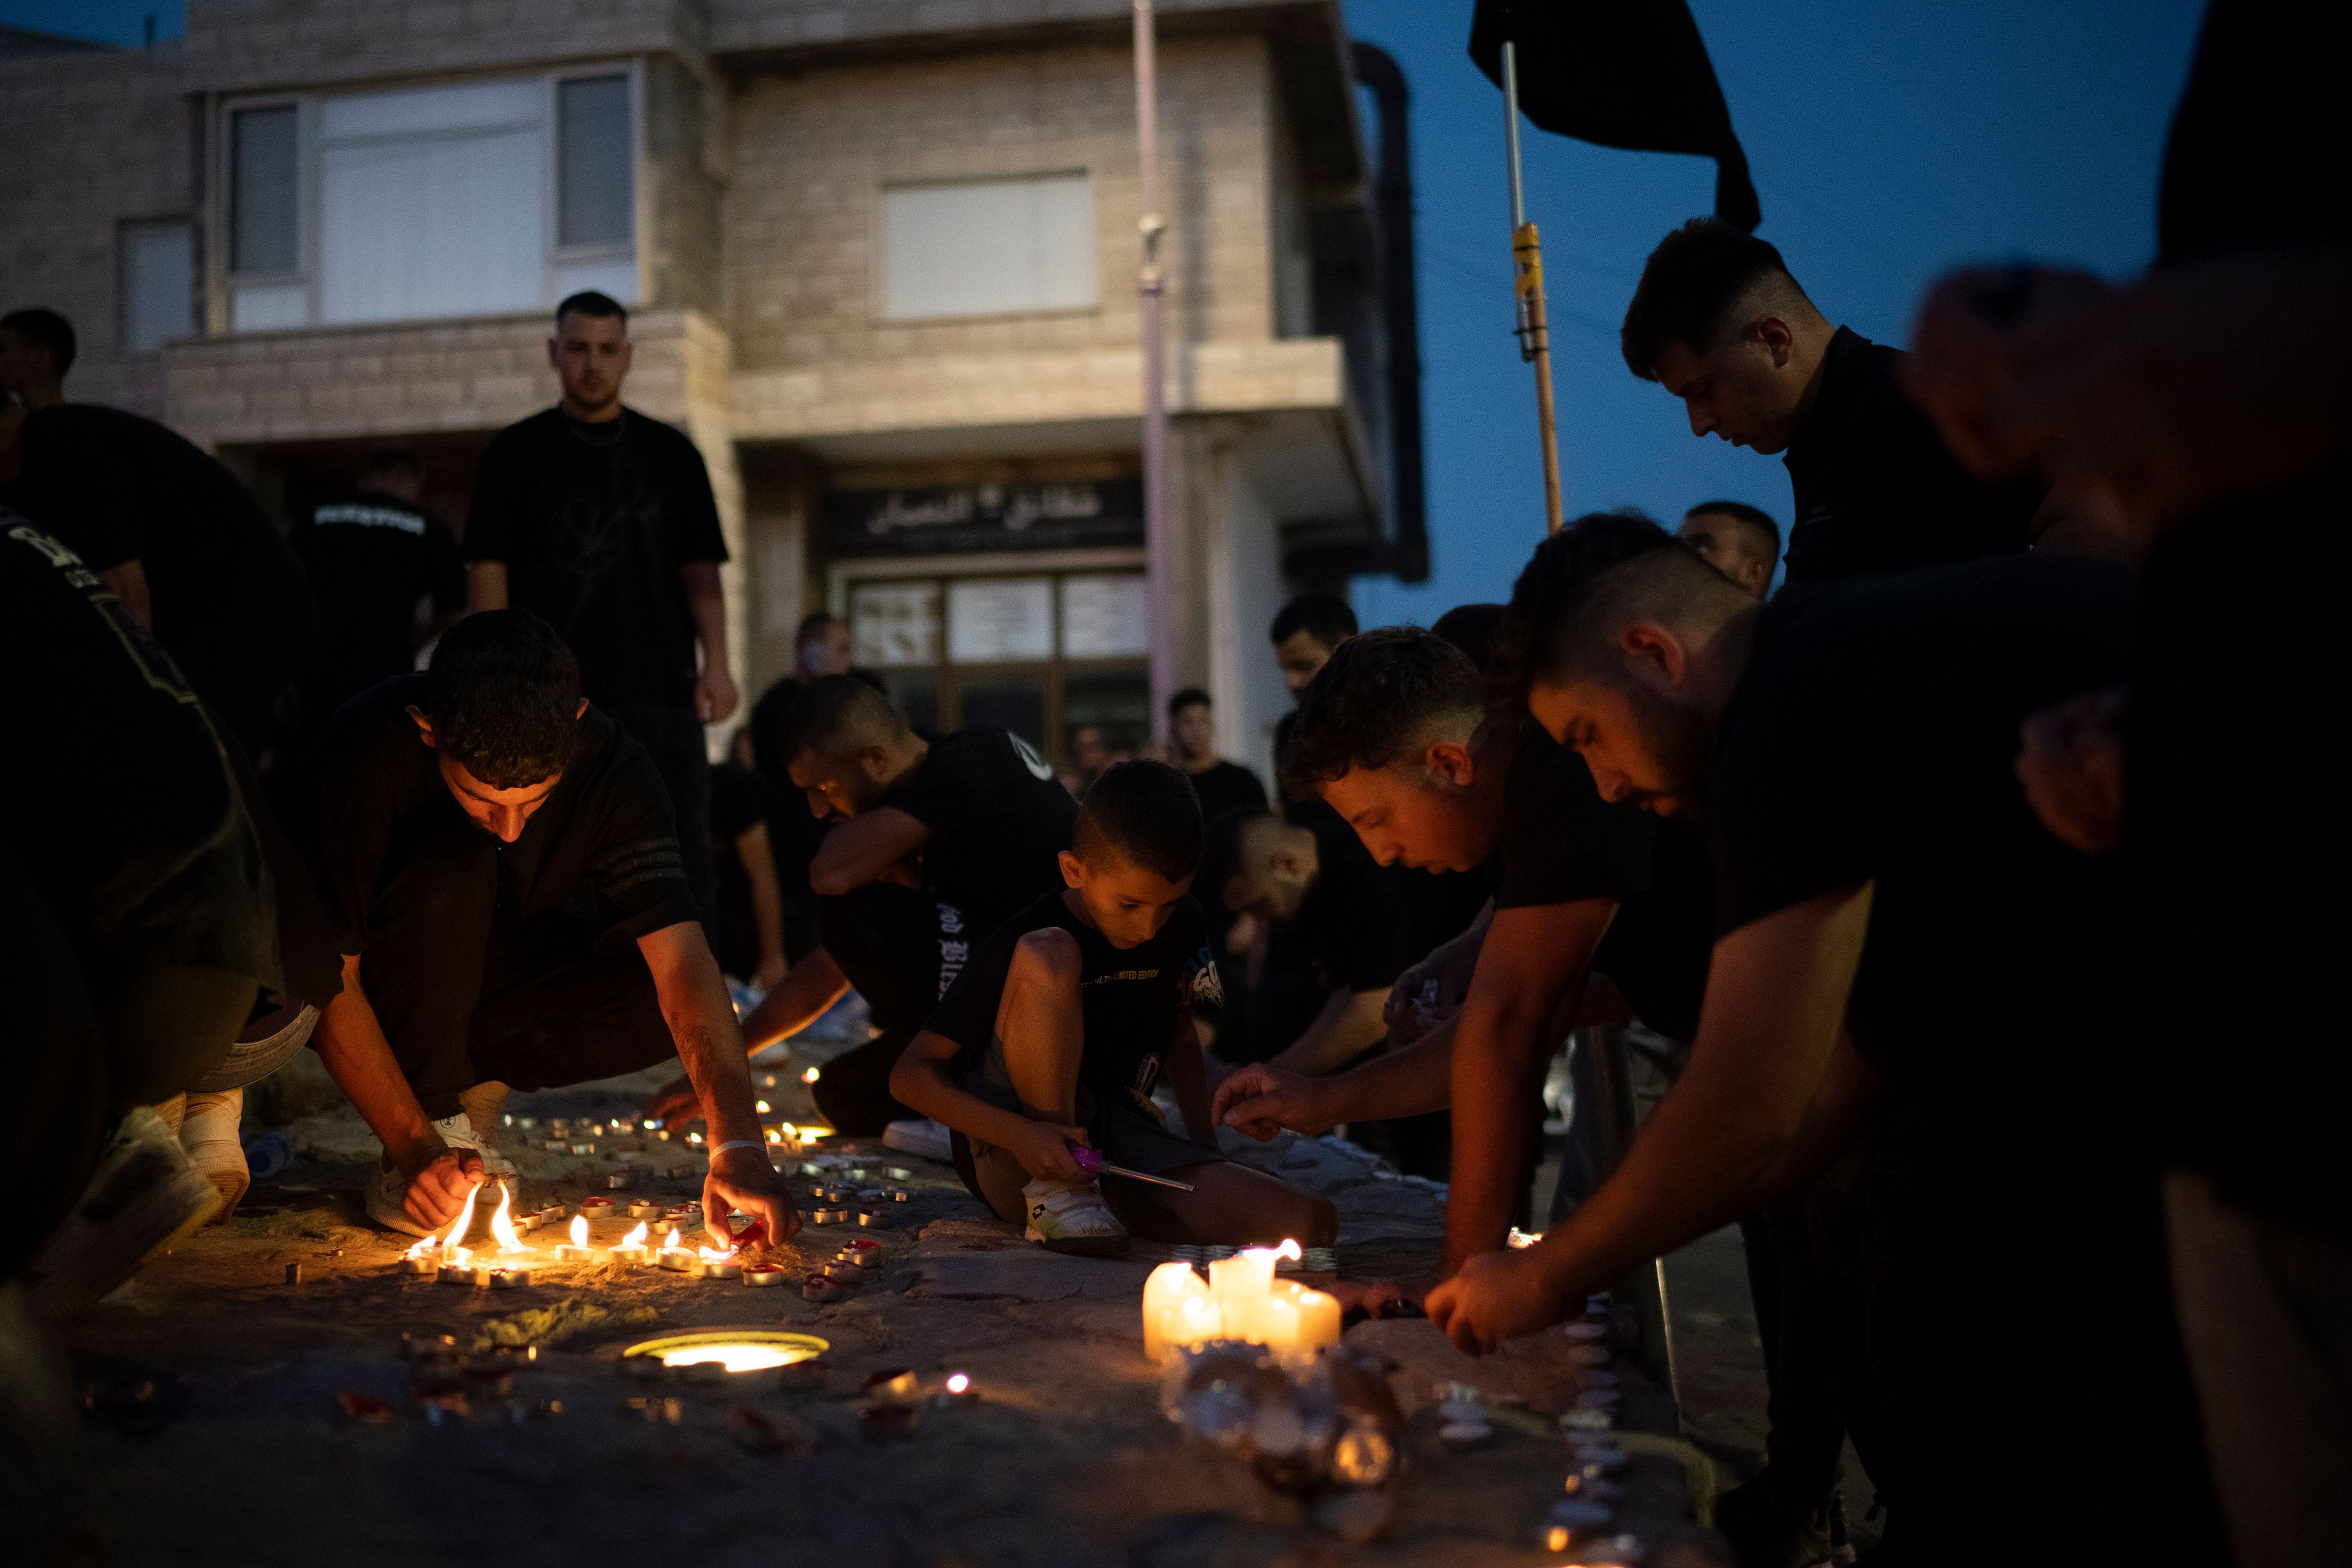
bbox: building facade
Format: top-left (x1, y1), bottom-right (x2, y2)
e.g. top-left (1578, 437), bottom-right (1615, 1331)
top-left (0, 0), bottom-right (1419, 775)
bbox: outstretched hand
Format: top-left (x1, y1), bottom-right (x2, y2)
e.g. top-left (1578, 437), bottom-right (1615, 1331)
top-left (402, 1147), bottom-right (484, 1232)
top-left (1423, 1247), bottom-right (1569, 1357)
top-left (1212, 1063), bottom-right (1332, 1141)
top-left (641, 1075), bottom-right (701, 1133)
top-left (703, 1145), bottom-right (801, 1250)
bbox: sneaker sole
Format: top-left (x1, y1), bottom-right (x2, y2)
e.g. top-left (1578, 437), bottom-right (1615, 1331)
top-left (24, 1143), bottom-right (222, 1319)
top-left (1027, 1227), bottom-right (1131, 1257)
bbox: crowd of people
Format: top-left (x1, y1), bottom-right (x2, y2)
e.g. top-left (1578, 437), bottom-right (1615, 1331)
top-left (3, 4), bottom-right (2346, 1562)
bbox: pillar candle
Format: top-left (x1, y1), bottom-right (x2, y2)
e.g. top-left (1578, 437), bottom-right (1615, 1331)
top-left (1143, 1262), bottom-right (1211, 1360)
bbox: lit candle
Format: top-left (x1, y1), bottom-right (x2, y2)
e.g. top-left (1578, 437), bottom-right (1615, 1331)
top-left (1289, 1283), bottom-right (1342, 1351)
top-left (656, 1225), bottom-right (698, 1272)
top-left (551, 1215), bottom-right (606, 1264)
top-left (608, 1221), bottom-right (652, 1266)
top-left (1144, 1262), bottom-right (1212, 1360)
top-left (399, 1237), bottom-right (440, 1275)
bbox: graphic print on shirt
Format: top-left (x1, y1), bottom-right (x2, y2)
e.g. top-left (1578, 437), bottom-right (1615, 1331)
top-left (545, 447), bottom-right (668, 643)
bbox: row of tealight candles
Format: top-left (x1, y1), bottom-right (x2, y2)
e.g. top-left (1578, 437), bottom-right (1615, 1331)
top-left (1141, 1240), bottom-right (1343, 1360)
top-left (398, 1182), bottom-right (802, 1288)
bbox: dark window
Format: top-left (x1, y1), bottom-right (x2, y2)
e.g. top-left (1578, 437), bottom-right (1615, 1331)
top-left (232, 105), bottom-right (300, 274)
top-left (558, 75), bottom-right (633, 249)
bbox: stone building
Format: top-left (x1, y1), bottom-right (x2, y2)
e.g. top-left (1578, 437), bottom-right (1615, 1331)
top-left (0, 0), bottom-right (1422, 774)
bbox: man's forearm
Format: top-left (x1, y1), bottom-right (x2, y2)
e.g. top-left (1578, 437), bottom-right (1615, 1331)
top-left (311, 960), bottom-right (439, 1169)
top-left (1269, 988), bottom-right (1387, 1076)
top-left (1441, 989), bottom-right (1578, 1272)
top-left (740, 946), bottom-right (850, 1048)
top-left (1316, 1022), bottom-right (1457, 1127)
top-left (891, 1039), bottom-right (1038, 1151)
top-left (682, 561), bottom-right (726, 658)
top-left (644, 927), bottom-right (764, 1148)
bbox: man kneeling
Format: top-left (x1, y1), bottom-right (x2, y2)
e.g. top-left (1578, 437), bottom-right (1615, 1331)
top-left (892, 762), bottom-right (1336, 1256)
top-left (307, 610), bottom-right (797, 1247)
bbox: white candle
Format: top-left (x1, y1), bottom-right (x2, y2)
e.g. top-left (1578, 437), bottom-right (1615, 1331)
top-left (1289, 1283), bottom-right (1342, 1351)
top-left (1143, 1263), bottom-right (1211, 1360)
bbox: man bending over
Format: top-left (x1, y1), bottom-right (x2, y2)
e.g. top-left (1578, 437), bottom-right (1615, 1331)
top-left (307, 610), bottom-right (796, 1247)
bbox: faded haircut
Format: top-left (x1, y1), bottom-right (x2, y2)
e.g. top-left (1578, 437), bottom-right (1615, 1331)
top-left (1621, 217), bottom-right (1811, 381)
top-left (1072, 760), bottom-right (1202, 882)
top-left (1280, 627), bottom-right (1483, 802)
top-left (1540, 543), bottom-right (1752, 691)
top-left (775, 673), bottom-right (907, 766)
top-left (1493, 511), bottom-right (1684, 709)
top-left (423, 609), bottom-right (581, 788)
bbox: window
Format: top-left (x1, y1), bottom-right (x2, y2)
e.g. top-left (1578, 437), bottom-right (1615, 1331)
top-left (846, 570), bottom-right (1148, 762)
top-left (224, 70), bottom-right (636, 333)
top-left (120, 223), bottom-right (194, 353)
top-left (882, 172), bottom-right (1095, 320)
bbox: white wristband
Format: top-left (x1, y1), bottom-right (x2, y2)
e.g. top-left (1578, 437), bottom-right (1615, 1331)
top-left (711, 1139), bottom-right (766, 1158)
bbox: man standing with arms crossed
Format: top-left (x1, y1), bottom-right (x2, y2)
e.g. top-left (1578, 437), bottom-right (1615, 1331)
top-left (466, 292), bottom-right (736, 919)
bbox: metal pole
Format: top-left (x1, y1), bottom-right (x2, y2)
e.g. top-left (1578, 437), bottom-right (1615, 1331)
top-left (1134, 0), bottom-right (1175, 743)
top-left (1500, 39), bottom-right (1565, 534)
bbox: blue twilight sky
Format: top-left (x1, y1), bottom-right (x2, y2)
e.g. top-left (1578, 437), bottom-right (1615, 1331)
top-left (8, 1), bottom-right (2211, 624)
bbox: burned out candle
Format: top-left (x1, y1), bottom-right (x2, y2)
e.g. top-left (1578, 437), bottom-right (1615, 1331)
top-left (742, 1264), bottom-right (791, 1288)
top-left (490, 1267), bottom-right (534, 1289)
top-left (698, 1258), bottom-right (741, 1281)
top-left (438, 1261), bottom-right (490, 1287)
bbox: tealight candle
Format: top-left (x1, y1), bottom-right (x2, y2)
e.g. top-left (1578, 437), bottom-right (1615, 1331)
top-left (932, 1371), bottom-right (978, 1408)
top-left (743, 1264), bottom-right (791, 1288)
top-left (699, 1258), bottom-right (741, 1281)
top-left (801, 1272), bottom-right (846, 1303)
top-left (490, 1266), bottom-right (534, 1289)
top-left (579, 1197), bottom-right (615, 1221)
top-left (438, 1261), bottom-right (489, 1287)
top-left (549, 1215), bottom-right (606, 1263)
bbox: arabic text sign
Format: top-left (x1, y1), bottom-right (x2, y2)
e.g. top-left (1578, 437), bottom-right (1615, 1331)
top-left (826, 478), bottom-right (1144, 557)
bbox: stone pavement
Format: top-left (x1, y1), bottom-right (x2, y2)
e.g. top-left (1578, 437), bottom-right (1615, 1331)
top-left (50, 1057), bottom-right (1738, 1566)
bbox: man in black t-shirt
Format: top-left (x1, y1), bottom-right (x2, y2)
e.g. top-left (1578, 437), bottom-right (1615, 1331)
top-left (693, 676), bottom-right (1078, 1137)
top-left (1425, 530), bottom-right (2141, 1562)
top-left (1199, 804), bottom-right (1414, 1079)
top-left (1214, 610), bottom-right (1713, 1284)
top-left (0, 398), bottom-right (317, 754)
top-left (1167, 687), bottom-right (1267, 824)
top-left (290, 448), bottom-right (464, 731)
top-left (1621, 218), bottom-right (2044, 584)
top-left (707, 756), bottom-right (817, 990)
top-left (303, 611), bottom-right (796, 1249)
top-left (463, 292), bottom-right (735, 923)
top-left (892, 761), bottom-right (1333, 1254)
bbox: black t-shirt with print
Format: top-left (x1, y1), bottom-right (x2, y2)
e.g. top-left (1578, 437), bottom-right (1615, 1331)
top-left (2, 404), bottom-right (316, 741)
top-left (1186, 759), bottom-right (1268, 826)
top-left (927, 889), bottom-right (1221, 1108)
top-left (1708, 556), bottom-right (2134, 1157)
top-left (464, 407), bottom-right (728, 710)
top-left (1779, 328), bottom-right (2045, 586)
top-left (1491, 728), bottom-right (1711, 1041)
top-left (886, 727), bottom-right (1079, 937)
top-left (309, 673), bottom-right (704, 954)
top-left (0, 511), bottom-right (279, 997)
top-left (292, 489), bottom-right (466, 727)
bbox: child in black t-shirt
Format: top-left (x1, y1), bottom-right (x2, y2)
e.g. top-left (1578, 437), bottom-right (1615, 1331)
top-left (891, 762), bottom-right (1339, 1257)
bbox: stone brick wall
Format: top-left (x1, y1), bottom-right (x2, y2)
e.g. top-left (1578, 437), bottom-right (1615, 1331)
top-left (0, 48), bottom-right (199, 418)
top-left (179, 0), bottom-right (703, 94)
top-left (725, 34), bottom-right (1276, 377)
top-left (703, 0), bottom-right (1321, 54)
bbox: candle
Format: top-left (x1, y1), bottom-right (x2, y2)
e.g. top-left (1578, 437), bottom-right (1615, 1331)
top-left (1144, 1248), bottom-right (1339, 1360)
top-left (801, 1271), bottom-right (846, 1303)
top-left (656, 1224), bottom-right (698, 1272)
top-left (931, 1371), bottom-right (978, 1409)
top-left (1144, 1262), bottom-right (1212, 1360)
top-left (489, 1266), bottom-right (533, 1289)
top-left (608, 1221), bottom-right (652, 1266)
top-left (743, 1264), bottom-right (792, 1288)
top-left (550, 1215), bottom-right (606, 1264)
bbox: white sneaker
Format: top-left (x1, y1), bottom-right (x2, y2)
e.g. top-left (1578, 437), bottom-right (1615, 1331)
top-left (363, 1158), bottom-right (434, 1238)
top-left (179, 1088), bottom-right (249, 1218)
top-left (24, 1108), bottom-right (222, 1319)
top-left (883, 1118), bottom-right (953, 1164)
top-left (1021, 1175), bottom-right (1129, 1257)
top-left (440, 1082), bottom-right (516, 1178)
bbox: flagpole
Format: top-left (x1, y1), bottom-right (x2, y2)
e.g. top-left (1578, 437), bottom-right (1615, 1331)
top-left (1501, 36), bottom-right (1565, 534)
top-left (1134, 0), bottom-right (1175, 742)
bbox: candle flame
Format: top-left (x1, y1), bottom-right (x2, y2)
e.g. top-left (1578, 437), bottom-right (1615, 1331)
top-left (945, 1373), bottom-right (970, 1395)
top-left (1270, 1238), bottom-right (1304, 1264)
top-left (663, 1225), bottom-right (682, 1252)
top-left (440, 1180), bottom-right (481, 1252)
top-left (570, 1214), bottom-right (589, 1248)
top-left (621, 1221), bottom-right (649, 1248)
top-left (488, 1181), bottom-right (530, 1255)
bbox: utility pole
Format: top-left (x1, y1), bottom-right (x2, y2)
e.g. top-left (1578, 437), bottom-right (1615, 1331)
top-left (1134, 0), bottom-right (1175, 741)
top-left (1500, 34), bottom-right (1564, 533)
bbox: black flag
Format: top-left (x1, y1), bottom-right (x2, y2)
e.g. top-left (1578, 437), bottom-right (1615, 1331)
top-left (1470, 0), bottom-right (1760, 232)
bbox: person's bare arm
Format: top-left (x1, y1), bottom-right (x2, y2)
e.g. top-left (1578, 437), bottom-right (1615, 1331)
top-left (309, 951), bottom-right (481, 1229)
top-left (1385, 900), bottom-right (1493, 1041)
top-left (1443, 897), bottom-right (1616, 1274)
top-left (888, 1027), bottom-right (1090, 1182)
top-left (643, 944), bottom-right (849, 1131)
top-left (637, 921), bottom-right (801, 1245)
top-left (1427, 883), bottom-right (1872, 1354)
top-left (466, 560), bottom-right (509, 614)
top-left (734, 820), bottom-right (789, 992)
top-left (1216, 1016), bottom-right (1459, 1140)
top-left (99, 560), bottom-right (153, 630)
top-left (807, 807), bottom-right (931, 897)
top-left (682, 561), bottom-right (737, 725)
top-left (1267, 986), bottom-right (1389, 1076)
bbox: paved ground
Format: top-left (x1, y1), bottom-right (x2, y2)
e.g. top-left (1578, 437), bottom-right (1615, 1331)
top-left (46, 1051), bottom-right (1755, 1566)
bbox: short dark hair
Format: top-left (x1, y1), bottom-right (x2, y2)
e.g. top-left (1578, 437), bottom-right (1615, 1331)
top-left (1684, 499), bottom-right (1782, 560)
top-left (1494, 511), bottom-right (1686, 700)
top-left (1072, 760), bottom-right (1202, 881)
top-left (423, 609), bottom-right (581, 788)
top-left (1197, 805), bottom-right (1276, 907)
top-left (2, 307), bottom-right (76, 377)
top-left (554, 291), bottom-right (628, 331)
top-left (1168, 686), bottom-right (1212, 718)
top-left (794, 610), bottom-right (843, 645)
top-left (776, 673), bottom-right (906, 766)
top-left (1430, 603), bottom-right (1507, 674)
top-left (1270, 594), bottom-right (1357, 650)
top-left (1621, 218), bottom-right (1796, 381)
top-left (1280, 627), bottom-right (1483, 801)
top-left (361, 448), bottom-right (424, 489)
